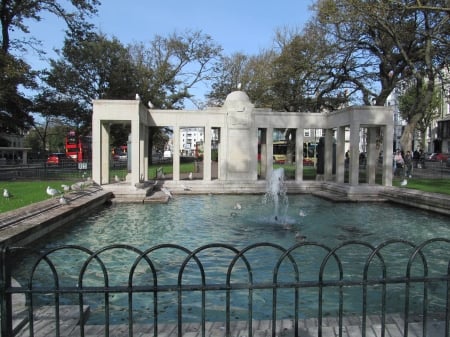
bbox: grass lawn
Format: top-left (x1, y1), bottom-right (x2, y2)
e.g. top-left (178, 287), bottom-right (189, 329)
top-left (1, 163), bottom-right (449, 213)
top-left (0, 180), bottom-right (78, 213)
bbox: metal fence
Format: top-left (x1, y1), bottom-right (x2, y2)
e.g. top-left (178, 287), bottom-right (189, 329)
top-left (1, 239), bottom-right (449, 337)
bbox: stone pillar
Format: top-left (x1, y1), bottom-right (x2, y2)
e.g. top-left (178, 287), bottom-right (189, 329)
top-left (204, 126), bottom-right (212, 181)
top-left (259, 129), bottom-right (267, 179)
top-left (295, 128), bottom-right (304, 181)
top-left (173, 126), bottom-right (180, 181)
top-left (324, 128), bottom-right (334, 181)
top-left (336, 126), bottom-right (346, 183)
top-left (140, 124), bottom-right (148, 181)
top-left (92, 120), bottom-right (110, 185)
top-left (367, 127), bottom-right (377, 184)
top-left (266, 127), bottom-right (273, 182)
top-left (382, 124), bottom-right (393, 186)
top-left (349, 122), bottom-right (360, 186)
top-left (129, 119), bottom-right (141, 186)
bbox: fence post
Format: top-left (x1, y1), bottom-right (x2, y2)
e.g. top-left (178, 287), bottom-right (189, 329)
top-left (0, 246), bottom-right (13, 337)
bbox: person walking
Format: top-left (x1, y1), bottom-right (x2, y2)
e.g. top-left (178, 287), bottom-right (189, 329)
top-left (404, 151), bottom-right (413, 178)
top-left (394, 150), bottom-right (404, 176)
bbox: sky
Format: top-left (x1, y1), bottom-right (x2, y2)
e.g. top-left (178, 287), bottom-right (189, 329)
top-left (18, 0), bottom-right (315, 103)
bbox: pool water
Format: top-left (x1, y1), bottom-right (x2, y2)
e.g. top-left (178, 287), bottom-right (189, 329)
top-left (14, 194), bottom-right (450, 323)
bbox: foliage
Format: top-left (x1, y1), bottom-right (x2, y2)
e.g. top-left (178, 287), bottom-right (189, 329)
top-left (398, 82), bottom-right (441, 150)
top-left (0, 0), bottom-right (99, 134)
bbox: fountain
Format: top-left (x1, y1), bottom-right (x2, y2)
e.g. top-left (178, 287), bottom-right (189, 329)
top-left (263, 167), bottom-right (289, 224)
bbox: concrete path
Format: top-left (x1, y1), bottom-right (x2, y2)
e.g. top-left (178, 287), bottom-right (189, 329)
top-left (13, 305), bottom-right (447, 337)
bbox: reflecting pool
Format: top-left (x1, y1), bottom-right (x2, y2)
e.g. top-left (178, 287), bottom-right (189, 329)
top-left (13, 194), bottom-right (450, 324)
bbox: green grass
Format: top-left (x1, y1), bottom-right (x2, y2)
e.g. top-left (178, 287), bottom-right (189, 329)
top-left (1, 164), bottom-right (449, 213)
top-left (392, 177), bottom-right (450, 194)
top-left (0, 180), bottom-right (78, 213)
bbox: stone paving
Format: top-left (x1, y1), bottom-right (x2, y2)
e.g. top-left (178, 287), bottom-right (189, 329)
top-left (12, 304), bottom-right (447, 337)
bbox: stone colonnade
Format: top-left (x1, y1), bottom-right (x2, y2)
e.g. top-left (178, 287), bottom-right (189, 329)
top-left (92, 91), bottom-right (393, 187)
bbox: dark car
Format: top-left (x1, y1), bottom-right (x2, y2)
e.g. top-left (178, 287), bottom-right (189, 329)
top-left (46, 153), bottom-right (75, 166)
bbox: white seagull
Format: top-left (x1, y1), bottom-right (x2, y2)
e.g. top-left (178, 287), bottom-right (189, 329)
top-left (148, 100), bottom-right (154, 109)
top-left (188, 172), bottom-right (193, 180)
top-left (114, 175), bottom-right (120, 183)
top-left (160, 187), bottom-right (173, 199)
top-left (181, 184), bottom-right (191, 191)
top-left (59, 195), bottom-right (69, 205)
top-left (46, 186), bottom-right (61, 198)
top-left (234, 202), bottom-right (242, 210)
top-left (61, 184), bottom-right (71, 192)
top-left (3, 188), bottom-right (10, 198)
top-left (135, 93), bottom-right (140, 100)
top-left (401, 179), bottom-right (408, 186)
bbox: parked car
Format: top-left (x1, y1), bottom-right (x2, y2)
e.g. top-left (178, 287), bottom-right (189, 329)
top-left (113, 151), bottom-right (128, 162)
top-left (46, 153), bottom-right (75, 166)
top-left (427, 153), bottom-right (449, 162)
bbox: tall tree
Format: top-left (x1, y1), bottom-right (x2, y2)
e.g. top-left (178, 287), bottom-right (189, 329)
top-left (314, 0), bottom-right (449, 150)
top-left (0, 0), bottom-right (99, 133)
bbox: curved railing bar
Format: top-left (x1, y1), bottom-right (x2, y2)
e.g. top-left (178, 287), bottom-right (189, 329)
top-left (226, 242), bottom-right (287, 337)
top-left (28, 245), bottom-right (97, 337)
top-left (177, 243), bottom-right (236, 337)
top-left (78, 244), bottom-right (146, 337)
top-left (319, 240), bottom-right (377, 337)
top-left (406, 238), bottom-right (450, 337)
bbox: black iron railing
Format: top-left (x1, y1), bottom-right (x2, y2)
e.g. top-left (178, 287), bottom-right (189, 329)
top-left (1, 239), bottom-right (449, 337)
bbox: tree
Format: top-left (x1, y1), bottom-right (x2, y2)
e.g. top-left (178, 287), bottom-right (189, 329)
top-left (0, 0), bottom-right (99, 133)
top-left (398, 81), bottom-right (441, 151)
top-left (36, 32), bottom-right (137, 133)
top-left (313, 0), bottom-right (449, 150)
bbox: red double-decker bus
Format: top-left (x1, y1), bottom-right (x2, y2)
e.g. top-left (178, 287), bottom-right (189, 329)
top-left (65, 131), bottom-right (92, 163)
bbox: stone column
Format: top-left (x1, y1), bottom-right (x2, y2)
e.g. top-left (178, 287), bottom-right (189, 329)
top-left (260, 129), bottom-right (267, 179)
top-left (382, 124), bottom-right (393, 186)
top-left (367, 127), bottom-right (377, 184)
top-left (140, 124), bottom-right (148, 181)
top-left (324, 128), bottom-right (334, 181)
top-left (295, 128), bottom-right (304, 181)
top-left (266, 127), bottom-right (273, 182)
top-left (336, 126), bottom-right (346, 183)
top-left (173, 126), bottom-right (180, 181)
top-left (130, 119), bottom-right (141, 186)
top-left (204, 126), bottom-right (212, 181)
top-left (349, 122), bottom-right (360, 186)
top-left (92, 119), bottom-right (110, 185)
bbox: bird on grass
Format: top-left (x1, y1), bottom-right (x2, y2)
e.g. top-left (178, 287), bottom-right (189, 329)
top-left (46, 186), bottom-right (61, 198)
top-left (401, 179), bottom-right (408, 186)
top-left (61, 184), bottom-right (71, 192)
top-left (188, 172), bottom-right (193, 180)
top-left (3, 188), bottom-right (10, 199)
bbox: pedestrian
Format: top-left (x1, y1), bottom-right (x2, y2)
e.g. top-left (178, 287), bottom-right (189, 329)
top-left (404, 151), bottom-right (413, 178)
top-left (393, 150), bottom-right (404, 176)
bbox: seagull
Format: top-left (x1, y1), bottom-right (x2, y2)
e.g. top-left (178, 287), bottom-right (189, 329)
top-left (401, 179), bottom-right (408, 186)
top-left (47, 186), bottom-right (61, 198)
top-left (295, 232), bottom-right (307, 241)
top-left (234, 202), bottom-right (242, 210)
top-left (299, 210), bottom-right (306, 217)
top-left (181, 184), bottom-right (191, 191)
top-left (3, 188), bottom-right (10, 198)
top-left (114, 175), bottom-right (120, 183)
top-left (237, 82), bottom-right (242, 90)
top-left (148, 100), bottom-right (154, 109)
top-left (135, 93), bottom-right (140, 100)
top-left (188, 172), bottom-right (193, 180)
top-left (161, 187), bottom-right (173, 199)
top-left (61, 184), bottom-right (71, 192)
top-left (59, 195), bottom-right (69, 205)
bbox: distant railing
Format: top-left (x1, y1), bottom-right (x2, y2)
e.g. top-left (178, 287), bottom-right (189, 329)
top-left (1, 239), bottom-right (449, 337)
